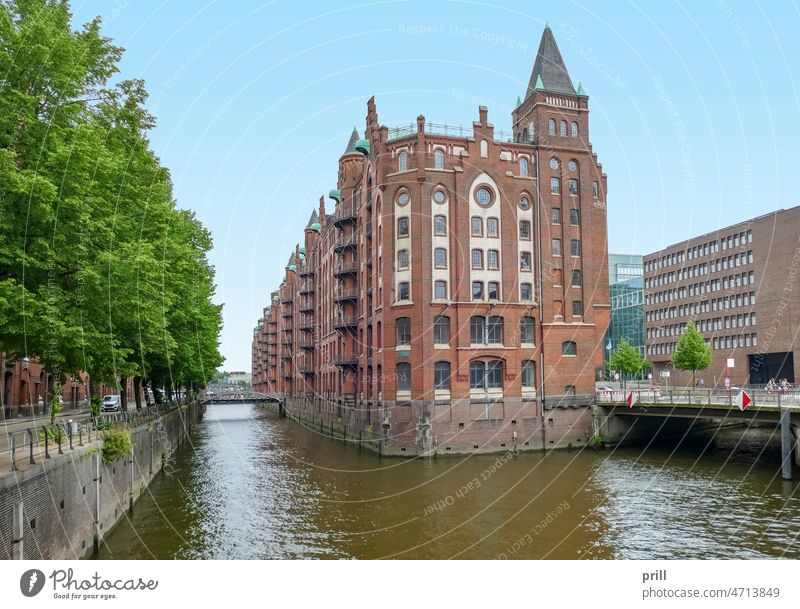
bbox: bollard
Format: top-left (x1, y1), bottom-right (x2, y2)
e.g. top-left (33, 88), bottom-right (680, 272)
top-left (780, 407), bottom-right (793, 480)
top-left (12, 501), bottom-right (24, 559)
top-left (79, 427), bottom-right (83, 447)
top-left (28, 429), bottom-right (35, 465)
top-left (68, 424), bottom-right (73, 450)
top-left (44, 429), bottom-right (49, 459)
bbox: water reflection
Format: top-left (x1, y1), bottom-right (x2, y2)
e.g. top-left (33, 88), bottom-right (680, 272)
top-left (96, 404), bottom-right (800, 559)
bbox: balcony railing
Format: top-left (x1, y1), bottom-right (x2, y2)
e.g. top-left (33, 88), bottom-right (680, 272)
top-left (332, 209), bottom-right (357, 227)
top-left (334, 316), bottom-right (358, 330)
top-left (281, 309), bottom-right (293, 318)
top-left (334, 289), bottom-right (359, 302)
top-left (332, 355), bottom-right (358, 367)
top-left (299, 281), bottom-right (314, 295)
top-left (299, 320), bottom-right (315, 331)
top-left (298, 266), bottom-right (314, 277)
top-left (298, 339), bottom-right (314, 349)
top-left (334, 262), bottom-right (358, 276)
top-left (298, 366), bottom-right (315, 375)
top-left (298, 299), bottom-right (314, 312)
top-left (333, 236), bottom-right (358, 252)
top-left (281, 294), bottom-right (293, 304)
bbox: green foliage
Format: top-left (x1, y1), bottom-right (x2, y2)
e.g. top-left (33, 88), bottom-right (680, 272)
top-left (38, 425), bottom-right (65, 444)
top-left (591, 435), bottom-right (604, 448)
top-left (672, 320), bottom-right (712, 385)
top-left (609, 339), bottom-right (648, 377)
top-left (101, 427), bottom-right (132, 463)
top-left (90, 395), bottom-right (102, 417)
top-left (0, 1), bottom-right (223, 394)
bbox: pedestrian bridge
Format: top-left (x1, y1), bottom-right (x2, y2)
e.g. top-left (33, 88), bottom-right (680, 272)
top-left (595, 388), bottom-right (800, 479)
top-left (199, 390), bottom-right (282, 404)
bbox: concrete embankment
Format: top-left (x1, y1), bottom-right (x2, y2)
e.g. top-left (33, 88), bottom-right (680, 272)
top-left (0, 403), bottom-right (204, 559)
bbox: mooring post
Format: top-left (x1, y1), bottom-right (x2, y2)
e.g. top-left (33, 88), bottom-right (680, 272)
top-left (780, 406), bottom-right (793, 480)
top-left (10, 434), bottom-right (17, 471)
top-left (28, 429), bottom-right (35, 465)
top-left (12, 501), bottom-right (24, 559)
top-left (92, 452), bottom-right (102, 554)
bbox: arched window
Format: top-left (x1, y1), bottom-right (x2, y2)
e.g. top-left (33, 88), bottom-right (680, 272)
top-left (520, 316), bottom-right (535, 344)
top-left (397, 281), bottom-right (410, 301)
top-left (397, 249), bottom-right (409, 270)
top-left (471, 248), bottom-right (484, 269)
top-left (571, 121), bottom-right (579, 137)
top-left (562, 341), bottom-right (577, 356)
top-left (396, 363), bottom-right (411, 391)
top-left (519, 157), bottom-right (528, 177)
top-left (434, 315), bottom-right (450, 344)
top-left (471, 216), bottom-right (483, 236)
top-left (397, 217), bottom-right (409, 237)
top-left (487, 315), bottom-right (503, 343)
top-left (398, 150), bottom-right (408, 172)
top-left (434, 361), bottom-right (451, 390)
top-left (434, 148), bottom-right (445, 169)
top-left (470, 316), bottom-right (485, 343)
top-left (396, 317), bottom-right (411, 345)
top-left (560, 120), bottom-right (567, 136)
top-left (470, 360), bottom-right (503, 389)
top-left (521, 128), bottom-right (528, 142)
top-left (480, 139), bottom-right (488, 157)
top-left (548, 119), bottom-right (556, 135)
top-left (522, 360), bottom-right (536, 388)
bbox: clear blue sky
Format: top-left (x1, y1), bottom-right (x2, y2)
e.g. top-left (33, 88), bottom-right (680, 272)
top-left (71, 0), bottom-right (800, 371)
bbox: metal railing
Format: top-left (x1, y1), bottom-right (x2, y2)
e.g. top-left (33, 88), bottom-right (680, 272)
top-left (596, 388), bottom-right (800, 409)
top-left (1, 401), bottom-right (189, 473)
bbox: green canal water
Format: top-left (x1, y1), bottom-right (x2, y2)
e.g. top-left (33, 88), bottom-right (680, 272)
top-left (96, 403), bottom-right (800, 559)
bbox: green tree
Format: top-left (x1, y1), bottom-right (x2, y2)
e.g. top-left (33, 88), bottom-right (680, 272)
top-left (609, 339), bottom-right (648, 391)
top-left (672, 320), bottom-right (711, 387)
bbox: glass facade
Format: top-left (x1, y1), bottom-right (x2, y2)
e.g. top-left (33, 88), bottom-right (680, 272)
top-left (604, 254), bottom-right (645, 360)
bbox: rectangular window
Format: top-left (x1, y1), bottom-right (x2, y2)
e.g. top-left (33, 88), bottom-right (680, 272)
top-left (488, 281), bottom-right (500, 300)
top-left (434, 280), bottom-right (447, 299)
top-left (434, 316), bottom-right (450, 344)
top-left (569, 208), bottom-right (580, 225)
top-left (571, 269), bottom-right (582, 287)
top-left (486, 361), bottom-right (503, 388)
top-left (520, 251), bottom-right (532, 271)
top-left (487, 316), bottom-right (503, 343)
top-left (487, 217), bottom-right (499, 237)
top-left (552, 238), bottom-right (562, 256)
top-left (487, 249), bottom-right (499, 270)
top-left (570, 239), bottom-right (581, 257)
top-left (519, 220), bottom-right (531, 240)
top-left (397, 217), bottom-right (409, 237)
top-left (551, 208), bottom-right (561, 224)
top-left (592, 181), bottom-right (599, 198)
top-left (470, 361), bottom-right (485, 389)
top-left (471, 249), bottom-right (483, 269)
top-left (568, 178), bottom-right (578, 195)
top-left (471, 216), bottom-right (482, 236)
top-left (572, 300), bottom-right (583, 316)
top-left (551, 177), bottom-right (561, 194)
top-left (434, 363), bottom-right (450, 389)
top-left (520, 282), bottom-right (532, 301)
top-left (398, 282), bottom-right (410, 301)
top-left (434, 247), bottom-right (447, 269)
top-left (397, 249), bottom-right (409, 270)
top-left (522, 361), bottom-right (535, 389)
top-left (472, 281), bottom-right (484, 301)
top-left (434, 215), bottom-right (447, 235)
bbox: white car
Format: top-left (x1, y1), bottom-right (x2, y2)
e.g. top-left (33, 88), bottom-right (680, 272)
top-left (101, 395), bottom-right (121, 412)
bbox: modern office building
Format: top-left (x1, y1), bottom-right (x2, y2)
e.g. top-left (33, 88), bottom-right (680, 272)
top-left (252, 25), bottom-right (611, 455)
top-left (643, 206), bottom-right (800, 387)
top-left (604, 254), bottom-right (644, 359)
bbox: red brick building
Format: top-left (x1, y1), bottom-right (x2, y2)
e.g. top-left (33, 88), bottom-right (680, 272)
top-left (252, 26), bottom-right (611, 455)
top-left (644, 206), bottom-right (800, 388)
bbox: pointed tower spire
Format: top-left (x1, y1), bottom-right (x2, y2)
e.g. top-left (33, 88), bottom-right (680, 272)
top-left (341, 127), bottom-right (360, 156)
top-left (305, 209), bottom-right (319, 228)
top-left (577, 81), bottom-right (586, 96)
top-left (526, 25), bottom-right (576, 98)
top-left (516, 95), bottom-right (521, 107)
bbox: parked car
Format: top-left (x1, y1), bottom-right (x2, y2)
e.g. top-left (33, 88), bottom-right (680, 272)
top-left (101, 395), bottom-right (121, 412)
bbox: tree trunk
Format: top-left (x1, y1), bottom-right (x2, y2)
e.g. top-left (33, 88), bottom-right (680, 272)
top-left (133, 376), bottom-right (142, 410)
top-left (120, 376), bottom-right (128, 412)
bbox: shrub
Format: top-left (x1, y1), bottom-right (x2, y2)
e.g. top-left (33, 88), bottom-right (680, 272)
top-left (38, 425), bottom-right (65, 444)
top-left (90, 396), bottom-right (102, 417)
top-left (101, 428), bottom-right (133, 464)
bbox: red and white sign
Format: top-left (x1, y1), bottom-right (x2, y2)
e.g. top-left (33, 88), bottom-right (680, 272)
top-left (737, 390), bottom-right (751, 411)
top-left (626, 391), bottom-right (637, 407)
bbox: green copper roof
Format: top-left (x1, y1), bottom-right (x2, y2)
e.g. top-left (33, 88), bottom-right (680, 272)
top-left (535, 74), bottom-right (544, 90)
top-left (516, 95), bottom-right (521, 107)
top-left (328, 189), bottom-right (341, 203)
top-left (355, 138), bottom-right (370, 155)
top-left (288, 264), bottom-right (296, 273)
top-left (577, 81), bottom-right (586, 95)
top-left (298, 246), bottom-right (306, 255)
top-left (310, 222), bottom-right (321, 233)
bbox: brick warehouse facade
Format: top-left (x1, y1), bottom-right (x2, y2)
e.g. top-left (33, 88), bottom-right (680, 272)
top-left (252, 26), bottom-right (611, 456)
top-left (644, 206), bottom-right (800, 388)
